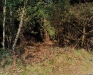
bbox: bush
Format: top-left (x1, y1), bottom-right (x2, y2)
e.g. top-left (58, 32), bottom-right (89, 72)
top-left (53, 2), bottom-right (93, 50)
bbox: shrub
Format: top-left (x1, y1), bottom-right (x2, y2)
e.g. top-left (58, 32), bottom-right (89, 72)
top-left (54, 2), bottom-right (93, 50)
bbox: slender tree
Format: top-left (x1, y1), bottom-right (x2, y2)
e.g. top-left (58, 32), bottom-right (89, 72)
top-left (2, 0), bottom-right (6, 50)
top-left (12, 0), bottom-right (28, 51)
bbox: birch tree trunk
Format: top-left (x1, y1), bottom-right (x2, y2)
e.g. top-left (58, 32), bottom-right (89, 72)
top-left (12, 0), bottom-right (28, 51)
top-left (2, 0), bottom-right (6, 50)
top-left (12, 8), bottom-right (25, 50)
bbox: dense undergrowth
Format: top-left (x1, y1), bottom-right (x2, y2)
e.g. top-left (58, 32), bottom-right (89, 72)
top-left (21, 2), bottom-right (93, 51)
top-left (0, 47), bottom-right (93, 75)
top-left (54, 2), bottom-right (93, 50)
top-left (1, 1), bottom-right (93, 50)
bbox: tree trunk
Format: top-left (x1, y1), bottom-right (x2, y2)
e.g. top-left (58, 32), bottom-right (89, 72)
top-left (2, 0), bottom-right (6, 50)
top-left (12, 9), bottom-right (24, 50)
top-left (12, 0), bottom-right (28, 50)
top-left (81, 25), bottom-right (86, 46)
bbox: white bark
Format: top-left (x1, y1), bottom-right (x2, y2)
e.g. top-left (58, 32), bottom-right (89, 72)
top-left (12, 8), bottom-right (25, 50)
top-left (12, 0), bottom-right (28, 50)
top-left (2, 0), bottom-right (6, 50)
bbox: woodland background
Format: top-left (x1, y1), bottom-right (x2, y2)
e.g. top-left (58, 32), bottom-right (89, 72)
top-left (0, 0), bottom-right (93, 64)
top-left (0, 0), bottom-right (93, 75)
top-left (1, 0), bottom-right (93, 50)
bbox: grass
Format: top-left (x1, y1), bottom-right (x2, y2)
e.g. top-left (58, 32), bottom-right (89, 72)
top-left (0, 47), bottom-right (93, 75)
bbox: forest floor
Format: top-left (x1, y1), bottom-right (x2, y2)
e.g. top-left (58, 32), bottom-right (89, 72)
top-left (0, 45), bottom-right (93, 75)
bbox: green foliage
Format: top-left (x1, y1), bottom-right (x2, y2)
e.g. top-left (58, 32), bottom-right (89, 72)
top-left (48, 27), bottom-right (55, 39)
top-left (1, 0), bottom-right (93, 50)
top-left (34, 2), bottom-right (55, 38)
top-left (6, 0), bottom-right (24, 8)
top-left (43, 20), bottom-right (55, 39)
top-left (32, 2), bottom-right (52, 19)
top-left (23, 1), bottom-right (56, 39)
top-left (53, 0), bottom-right (70, 10)
top-left (68, 3), bottom-right (93, 23)
top-left (0, 50), bottom-right (10, 58)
